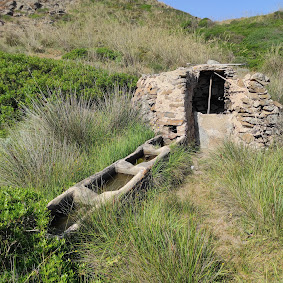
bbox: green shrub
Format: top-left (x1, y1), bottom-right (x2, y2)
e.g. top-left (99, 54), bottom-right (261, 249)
top-left (198, 17), bottom-right (214, 28)
top-left (181, 19), bottom-right (192, 29)
top-left (140, 4), bottom-right (151, 12)
top-left (0, 187), bottom-right (75, 282)
top-left (0, 51), bottom-right (137, 134)
top-left (95, 47), bottom-right (122, 61)
top-left (62, 48), bottom-right (88, 60)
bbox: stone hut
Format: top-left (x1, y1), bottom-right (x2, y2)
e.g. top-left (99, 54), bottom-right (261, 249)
top-left (132, 63), bottom-right (282, 149)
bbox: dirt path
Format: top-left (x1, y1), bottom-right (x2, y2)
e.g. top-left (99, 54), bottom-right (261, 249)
top-left (177, 152), bottom-right (283, 282)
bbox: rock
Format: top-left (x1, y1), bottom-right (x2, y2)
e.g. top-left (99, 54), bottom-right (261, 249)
top-left (273, 101), bottom-right (283, 109)
top-left (1, 9), bottom-right (13, 16)
top-left (164, 112), bottom-right (175, 118)
top-left (263, 105), bottom-right (275, 112)
top-left (0, 20), bottom-right (5, 26)
top-left (247, 81), bottom-right (266, 93)
top-left (251, 72), bottom-right (270, 84)
top-left (267, 114), bottom-right (278, 124)
top-left (33, 2), bottom-right (42, 9)
top-left (243, 117), bottom-right (260, 125)
top-left (242, 133), bottom-right (254, 143)
top-left (6, 1), bottom-right (17, 8)
top-left (258, 93), bottom-right (270, 99)
top-left (243, 74), bottom-right (251, 81)
top-left (207, 59), bottom-right (220, 65)
top-left (240, 121), bottom-right (254, 128)
top-left (254, 100), bottom-right (268, 107)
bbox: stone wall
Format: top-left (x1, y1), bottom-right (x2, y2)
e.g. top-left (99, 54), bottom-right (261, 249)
top-left (132, 64), bottom-right (282, 148)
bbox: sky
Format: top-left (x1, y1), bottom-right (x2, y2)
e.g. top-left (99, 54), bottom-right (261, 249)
top-left (161, 0), bottom-right (283, 21)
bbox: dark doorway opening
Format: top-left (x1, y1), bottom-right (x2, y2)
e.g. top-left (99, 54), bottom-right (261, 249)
top-left (193, 71), bottom-right (225, 114)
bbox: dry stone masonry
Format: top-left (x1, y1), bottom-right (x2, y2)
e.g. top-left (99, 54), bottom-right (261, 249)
top-left (0, 0), bottom-right (74, 17)
top-left (132, 63), bottom-right (282, 148)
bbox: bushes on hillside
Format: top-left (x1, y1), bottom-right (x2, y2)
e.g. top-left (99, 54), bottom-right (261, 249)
top-left (0, 51), bottom-right (137, 134)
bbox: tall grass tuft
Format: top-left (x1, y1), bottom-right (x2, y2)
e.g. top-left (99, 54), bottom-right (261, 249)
top-left (261, 44), bottom-right (283, 103)
top-left (76, 147), bottom-right (225, 282)
top-left (0, 89), bottom-right (154, 197)
top-left (209, 142), bottom-right (283, 237)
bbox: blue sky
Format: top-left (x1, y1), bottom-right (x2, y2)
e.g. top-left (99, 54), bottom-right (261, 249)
top-left (161, 0), bottom-right (283, 21)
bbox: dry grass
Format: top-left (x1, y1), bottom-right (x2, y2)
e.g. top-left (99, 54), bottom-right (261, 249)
top-left (0, 1), bottom-right (228, 75)
top-left (261, 45), bottom-right (283, 103)
top-left (178, 151), bottom-right (283, 282)
top-left (0, 89), bottom-right (153, 195)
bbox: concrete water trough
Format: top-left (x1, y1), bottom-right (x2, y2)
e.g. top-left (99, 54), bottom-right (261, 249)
top-left (47, 135), bottom-right (174, 236)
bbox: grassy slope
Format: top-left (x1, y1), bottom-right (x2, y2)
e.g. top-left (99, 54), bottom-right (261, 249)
top-left (0, 0), bottom-right (227, 75)
top-left (178, 146), bottom-right (283, 282)
top-left (198, 11), bottom-right (283, 68)
top-left (197, 11), bottom-right (283, 102)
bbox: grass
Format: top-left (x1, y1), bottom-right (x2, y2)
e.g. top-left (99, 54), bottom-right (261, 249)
top-left (0, 51), bottom-right (136, 134)
top-left (209, 142), bottom-right (283, 238)
top-left (0, 88), bottom-right (154, 198)
top-left (261, 44), bottom-right (283, 103)
top-left (0, 88), bottom-right (155, 281)
top-left (198, 11), bottom-right (283, 69)
top-left (0, 0), bottom-right (228, 75)
top-left (75, 146), bottom-right (226, 282)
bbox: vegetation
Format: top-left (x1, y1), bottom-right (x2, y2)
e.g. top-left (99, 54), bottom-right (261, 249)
top-left (0, 0), bottom-right (226, 76)
top-left (0, 0), bottom-right (282, 281)
top-left (0, 89), bottom-right (153, 194)
top-left (0, 89), bottom-right (154, 281)
top-left (198, 11), bottom-right (283, 68)
top-left (76, 146), bottom-right (226, 282)
top-left (0, 187), bottom-right (76, 282)
top-left (210, 142), bottom-right (283, 237)
top-left (0, 51), bottom-right (137, 135)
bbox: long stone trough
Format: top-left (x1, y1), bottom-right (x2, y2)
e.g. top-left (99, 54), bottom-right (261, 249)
top-left (47, 135), bottom-right (181, 236)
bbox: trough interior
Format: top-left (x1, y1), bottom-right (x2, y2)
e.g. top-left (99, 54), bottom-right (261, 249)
top-left (48, 195), bottom-right (77, 233)
top-left (125, 149), bottom-right (157, 165)
top-left (148, 136), bottom-right (164, 147)
top-left (86, 169), bottom-right (134, 193)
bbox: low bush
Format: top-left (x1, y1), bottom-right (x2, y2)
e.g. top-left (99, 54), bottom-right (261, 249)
top-left (0, 187), bottom-right (76, 282)
top-left (95, 47), bottom-right (122, 61)
top-left (209, 142), bottom-right (283, 237)
top-left (0, 51), bottom-right (137, 134)
top-left (62, 48), bottom-right (88, 60)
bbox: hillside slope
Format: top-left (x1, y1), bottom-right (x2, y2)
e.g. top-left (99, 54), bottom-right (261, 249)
top-left (198, 11), bottom-right (283, 68)
top-left (0, 0), bottom-right (227, 75)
